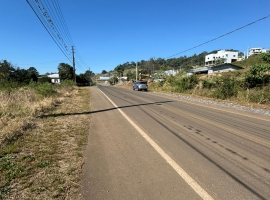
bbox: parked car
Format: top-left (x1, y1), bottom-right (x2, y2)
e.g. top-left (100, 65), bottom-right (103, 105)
top-left (133, 81), bottom-right (148, 91)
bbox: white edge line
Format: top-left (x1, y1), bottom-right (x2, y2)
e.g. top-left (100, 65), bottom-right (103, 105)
top-left (99, 89), bottom-right (214, 200)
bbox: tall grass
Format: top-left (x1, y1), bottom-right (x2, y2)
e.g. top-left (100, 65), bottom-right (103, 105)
top-left (149, 70), bottom-right (270, 105)
top-left (0, 81), bottom-right (75, 145)
top-left (1, 80), bottom-right (88, 199)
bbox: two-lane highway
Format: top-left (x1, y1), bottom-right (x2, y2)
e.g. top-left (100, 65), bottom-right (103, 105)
top-left (82, 85), bottom-right (270, 200)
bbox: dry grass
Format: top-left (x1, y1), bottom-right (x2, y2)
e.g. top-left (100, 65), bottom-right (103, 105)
top-left (0, 86), bottom-right (91, 199)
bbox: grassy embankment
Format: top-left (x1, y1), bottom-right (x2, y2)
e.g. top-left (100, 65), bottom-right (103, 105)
top-left (0, 81), bottom-right (90, 199)
top-left (149, 56), bottom-right (270, 108)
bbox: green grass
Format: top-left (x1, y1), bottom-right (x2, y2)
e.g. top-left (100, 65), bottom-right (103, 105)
top-left (0, 85), bottom-right (90, 199)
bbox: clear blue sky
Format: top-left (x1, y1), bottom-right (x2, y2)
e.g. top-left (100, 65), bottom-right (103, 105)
top-left (1, 0), bottom-right (270, 75)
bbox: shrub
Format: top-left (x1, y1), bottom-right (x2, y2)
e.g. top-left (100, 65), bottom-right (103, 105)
top-left (29, 82), bottom-right (56, 97)
top-left (0, 81), bottom-right (20, 92)
top-left (245, 65), bottom-right (270, 88)
top-left (202, 80), bottom-right (213, 89)
top-left (212, 76), bottom-right (238, 99)
top-left (38, 76), bottom-right (51, 83)
top-left (60, 80), bottom-right (76, 87)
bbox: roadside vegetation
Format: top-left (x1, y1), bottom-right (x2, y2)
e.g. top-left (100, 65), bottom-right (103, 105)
top-left (149, 53), bottom-right (270, 107)
top-left (1, 51), bottom-right (269, 199)
top-left (0, 80), bottom-right (90, 199)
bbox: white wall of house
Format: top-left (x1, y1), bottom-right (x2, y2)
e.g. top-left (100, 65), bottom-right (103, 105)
top-left (164, 69), bottom-right (178, 76)
top-left (248, 47), bottom-right (269, 57)
top-left (47, 73), bottom-right (60, 84)
top-left (99, 76), bottom-right (112, 80)
top-left (205, 50), bottom-right (238, 66)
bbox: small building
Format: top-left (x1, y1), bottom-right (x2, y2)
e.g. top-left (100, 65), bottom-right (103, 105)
top-left (205, 50), bottom-right (238, 66)
top-left (99, 76), bottom-right (112, 81)
top-left (248, 47), bottom-right (269, 57)
top-left (47, 73), bottom-right (60, 84)
top-left (208, 63), bottom-right (243, 74)
top-left (187, 63), bottom-right (242, 76)
top-left (164, 69), bottom-right (178, 76)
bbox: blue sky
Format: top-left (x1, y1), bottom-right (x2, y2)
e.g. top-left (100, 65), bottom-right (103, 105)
top-left (1, 0), bottom-right (270, 75)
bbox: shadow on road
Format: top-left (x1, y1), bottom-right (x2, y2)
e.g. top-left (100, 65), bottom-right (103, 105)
top-left (39, 100), bottom-right (173, 118)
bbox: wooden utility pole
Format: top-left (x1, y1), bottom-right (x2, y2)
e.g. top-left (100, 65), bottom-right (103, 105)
top-left (136, 62), bottom-right (138, 81)
top-left (89, 67), bottom-right (91, 86)
top-left (72, 46), bottom-right (76, 82)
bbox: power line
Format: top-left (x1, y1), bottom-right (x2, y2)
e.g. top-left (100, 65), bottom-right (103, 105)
top-left (165, 14), bottom-right (270, 59)
top-left (26, 0), bottom-right (89, 74)
top-left (52, 0), bottom-right (74, 46)
top-left (26, 0), bottom-right (72, 62)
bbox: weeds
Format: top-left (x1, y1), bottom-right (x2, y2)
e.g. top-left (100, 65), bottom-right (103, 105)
top-left (0, 83), bottom-right (90, 199)
top-left (149, 67), bottom-right (270, 105)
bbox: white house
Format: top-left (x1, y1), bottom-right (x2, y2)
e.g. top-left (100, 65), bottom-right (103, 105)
top-left (164, 69), bottom-right (178, 76)
top-left (99, 76), bottom-right (112, 81)
top-left (205, 50), bottom-right (238, 66)
top-left (248, 47), bottom-right (269, 57)
top-left (47, 73), bottom-right (60, 84)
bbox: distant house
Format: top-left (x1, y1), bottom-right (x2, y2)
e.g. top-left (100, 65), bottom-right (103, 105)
top-left (187, 63), bottom-right (242, 76)
top-left (164, 69), bottom-right (178, 76)
top-left (47, 73), bottom-right (60, 84)
top-left (208, 63), bottom-right (243, 74)
top-left (99, 76), bottom-right (112, 81)
top-left (205, 50), bottom-right (238, 66)
top-left (248, 47), bottom-right (270, 57)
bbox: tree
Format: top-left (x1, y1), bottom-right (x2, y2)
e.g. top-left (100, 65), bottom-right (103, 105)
top-left (114, 65), bottom-right (124, 77)
top-left (38, 76), bottom-right (51, 83)
top-left (126, 70), bottom-right (136, 81)
top-left (76, 74), bottom-right (89, 85)
top-left (85, 70), bottom-right (94, 78)
top-left (101, 70), bottom-right (107, 74)
top-left (58, 63), bottom-right (74, 81)
top-left (13, 68), bottom-right (29, 83)
top-left (27, 67), bottom-right (39, 82)
top-left (260, 52), bottom-right (270, 63)
top-left (0, 60), bottom-right (15, 81)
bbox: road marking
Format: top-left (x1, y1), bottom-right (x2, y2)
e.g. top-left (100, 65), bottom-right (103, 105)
top-left (99, 89), bottom-right (214, 200)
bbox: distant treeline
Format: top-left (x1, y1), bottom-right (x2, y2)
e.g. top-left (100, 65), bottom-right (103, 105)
top-left (112, 49), bottom-right (244, 75)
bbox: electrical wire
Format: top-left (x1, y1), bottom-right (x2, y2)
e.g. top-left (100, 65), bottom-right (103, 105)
top-left (165, 14), bottom-right (270, 59)
top-left (26, 0), bottom-right (72, 62)
top-left (26, 0), bottom-right (89, 74)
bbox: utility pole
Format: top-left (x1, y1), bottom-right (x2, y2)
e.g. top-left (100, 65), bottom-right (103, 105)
top-left (89, 67), bottom-right (91, 86)
top-left (72, 46), bottom-right (76, 82)
top-left (136, 62), bottom-right (138, 81)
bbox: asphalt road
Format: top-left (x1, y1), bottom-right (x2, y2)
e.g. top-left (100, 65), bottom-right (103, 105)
top-left (82, 85), bottom-right (270, 200)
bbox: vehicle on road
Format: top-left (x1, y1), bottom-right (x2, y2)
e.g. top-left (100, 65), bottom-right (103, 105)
top-left (133, 81), bottom-right (148, 91)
